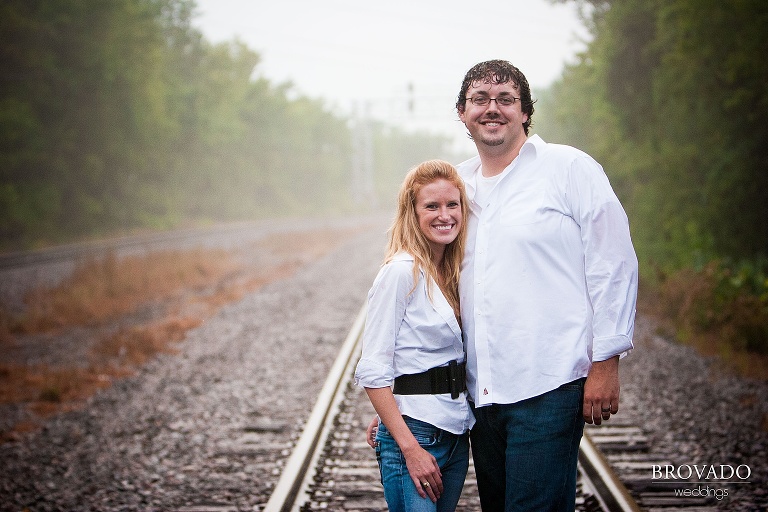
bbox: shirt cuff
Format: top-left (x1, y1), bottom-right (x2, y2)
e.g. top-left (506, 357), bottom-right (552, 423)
top-left (354, 359), bottom-right (394, 389)
top-left (592, 334), bottom-right (634, 362)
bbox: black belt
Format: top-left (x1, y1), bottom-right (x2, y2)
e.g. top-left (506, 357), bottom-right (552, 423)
top-left (393, 360), bottom-right (467, 399)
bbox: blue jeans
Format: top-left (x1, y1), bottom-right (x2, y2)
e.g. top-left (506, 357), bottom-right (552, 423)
top-left (376, 416), bottom-right (469, 512)
top-left (470, 378), bottom-right (585, 512)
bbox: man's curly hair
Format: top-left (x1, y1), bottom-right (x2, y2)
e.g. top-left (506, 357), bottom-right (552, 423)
top-left (456, 60), bottom-right (535, 135)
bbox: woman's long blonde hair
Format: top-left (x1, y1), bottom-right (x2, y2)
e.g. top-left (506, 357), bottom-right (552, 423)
top-left (384, 160), bottom-right (468, 319)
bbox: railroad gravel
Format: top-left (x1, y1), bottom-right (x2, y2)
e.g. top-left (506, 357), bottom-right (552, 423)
top-left (1, 219), bottom-right (767, 511)
top-left (620, 318), bottom-right (768, 510)
top-left (0, 222), bottom-right (388, 511)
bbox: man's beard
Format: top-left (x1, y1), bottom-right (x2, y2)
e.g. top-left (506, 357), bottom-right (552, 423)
top-left (479, 134), bottom-right (505, 147)
top-left (477, 116), bottom-right (505, 147)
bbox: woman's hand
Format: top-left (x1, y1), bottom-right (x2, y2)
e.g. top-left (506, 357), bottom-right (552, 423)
top-left (403, 444), bottom-right (443, 501)
top-left (363, 387), bottom-right (443, 501)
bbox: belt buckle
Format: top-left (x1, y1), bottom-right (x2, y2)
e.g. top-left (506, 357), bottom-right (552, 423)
top-left (448, 360), bottom-right (460, 399)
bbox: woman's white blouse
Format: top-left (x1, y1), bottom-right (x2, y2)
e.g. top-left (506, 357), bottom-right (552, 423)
top-left (354, 253), bottom-right (474, 434)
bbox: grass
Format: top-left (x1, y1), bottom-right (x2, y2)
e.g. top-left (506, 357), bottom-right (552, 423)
top-left (639, 261), bottom-right (768, 381)
top-left (8, 248), bottom-right (241, 334)
top-left (0, 226), bottom-right (363, 442)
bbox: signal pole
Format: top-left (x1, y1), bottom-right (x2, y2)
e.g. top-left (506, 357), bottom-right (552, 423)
top-left (350, 101), bottom-right (376, 210)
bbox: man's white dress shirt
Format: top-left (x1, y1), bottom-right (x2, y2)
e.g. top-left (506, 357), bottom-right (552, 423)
top-left (355, 253), bottom-right (474, 434)
top-left (458, 134), bottom-right (638, 407)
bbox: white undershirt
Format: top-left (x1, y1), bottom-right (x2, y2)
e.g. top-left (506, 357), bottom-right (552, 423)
top-left (472, 170), bottom-right (501, 209)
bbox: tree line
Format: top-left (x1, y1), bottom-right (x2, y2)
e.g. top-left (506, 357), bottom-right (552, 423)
top-left (536, 0), bottom-right (768, 360)
top-left (538, 0), bottom-right (767, 272)
top-left (0, 0), bottom-right (463, 249)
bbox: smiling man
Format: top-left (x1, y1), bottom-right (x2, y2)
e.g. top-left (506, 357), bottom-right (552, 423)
top-left (454, 60), bottom-right (639, 512)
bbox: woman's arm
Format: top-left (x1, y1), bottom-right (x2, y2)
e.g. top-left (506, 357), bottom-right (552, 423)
top-left (365, 387), bottom-right (443, 502)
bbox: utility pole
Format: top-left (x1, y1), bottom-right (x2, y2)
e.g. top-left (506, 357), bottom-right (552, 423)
top-left (350, 101), bottom-right (376, 210)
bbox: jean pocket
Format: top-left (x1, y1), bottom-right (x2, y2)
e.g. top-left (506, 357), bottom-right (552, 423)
top-left (403, 416), bottom-right (439, 447)
top-left (559, 377), bottom-right (586, 392)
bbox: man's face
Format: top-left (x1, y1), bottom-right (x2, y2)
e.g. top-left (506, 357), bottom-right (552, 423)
top-left (458, 80), bottom-right (528, 150)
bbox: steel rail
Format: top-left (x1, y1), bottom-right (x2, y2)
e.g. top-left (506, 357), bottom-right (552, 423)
top-left (263, 303), bottom-right (368, 512)
top-left (579, 432), bottom-right (643, 512)
top-left (0, 216), bottom-right (379, 270)
top-left (0, 222), bottom-right (264, 269)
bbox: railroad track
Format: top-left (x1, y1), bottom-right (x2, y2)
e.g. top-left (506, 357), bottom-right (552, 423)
top-left (0, 217), bottom-right (380, 270)
top-left (585, 421), bottom-right (721, 510)
top-left (0, 223), bottom-right (257, 269)
top-left (262, 304), bottom-right (654, 512)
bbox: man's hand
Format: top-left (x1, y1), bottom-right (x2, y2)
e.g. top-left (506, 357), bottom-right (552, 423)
top-left (583, 356), bottom-right (620, 425)
top-left (365, 415), bottom-right (378, 448)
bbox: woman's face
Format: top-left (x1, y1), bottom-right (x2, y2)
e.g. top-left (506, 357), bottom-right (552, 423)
top-left (414, 178), bottom-right (462, 261)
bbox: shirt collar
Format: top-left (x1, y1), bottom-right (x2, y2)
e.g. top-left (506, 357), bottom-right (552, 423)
top-left (524, 133), bottom-right (545, 157)
top-left (458, 134), bottom-right (545, 192)
top-left (392, 252), bottom-right (414, 263)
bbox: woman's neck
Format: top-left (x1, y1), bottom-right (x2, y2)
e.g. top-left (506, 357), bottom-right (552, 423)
top-left (430, 246), bottom-right (445, 268)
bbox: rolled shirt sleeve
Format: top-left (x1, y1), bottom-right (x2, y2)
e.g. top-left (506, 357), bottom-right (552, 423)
top-left (354, 261), bottom-right (412, 389)
top-left (567, 155), bottom-right (638, 361)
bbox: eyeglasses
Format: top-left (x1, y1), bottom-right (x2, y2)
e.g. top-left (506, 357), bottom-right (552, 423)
top-left (465, 95), bottom-right (519, 107)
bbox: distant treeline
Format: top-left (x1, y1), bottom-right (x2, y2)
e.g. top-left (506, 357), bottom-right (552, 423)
top-left (0, 0), bottom-right (464, 249)
top-left (537, 0), bottom-right (767, 273)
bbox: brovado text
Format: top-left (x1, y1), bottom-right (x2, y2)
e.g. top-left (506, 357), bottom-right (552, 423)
top-left (652, 464), bottom-right (751, 481)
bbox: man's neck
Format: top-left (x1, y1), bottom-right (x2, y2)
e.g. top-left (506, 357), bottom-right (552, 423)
top-left (478, 137), bottom-right (526, 177)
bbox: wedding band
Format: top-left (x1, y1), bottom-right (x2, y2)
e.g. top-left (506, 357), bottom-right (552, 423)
top-left (422, 482), bottom-right (430, 488)
top-left (601, 407), bottom-right (611, 412)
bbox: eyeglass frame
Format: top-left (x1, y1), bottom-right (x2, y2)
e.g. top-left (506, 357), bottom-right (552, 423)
top-left (464, 95), bottom-right (520, 107)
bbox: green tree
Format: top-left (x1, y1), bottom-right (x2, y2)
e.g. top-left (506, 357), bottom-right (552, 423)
top-left (542, 0), bottom-right (768, 271)
top-left (0, 0), bottom-right (466, 250)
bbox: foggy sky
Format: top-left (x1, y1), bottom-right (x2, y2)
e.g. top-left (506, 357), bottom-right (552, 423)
top-left (192, 0), bottom-right (590, 151)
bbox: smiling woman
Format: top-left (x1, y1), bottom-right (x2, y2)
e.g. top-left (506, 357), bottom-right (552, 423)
top-left (354, 160), bottom-right (472, 512)
top-left (388, 160), bottom-right (469, 317)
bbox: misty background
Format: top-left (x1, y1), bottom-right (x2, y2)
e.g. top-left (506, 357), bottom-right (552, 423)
top-left (1, 0), bottom-right (767, 281)
top-left (192, 0), bottom-right (591, 154)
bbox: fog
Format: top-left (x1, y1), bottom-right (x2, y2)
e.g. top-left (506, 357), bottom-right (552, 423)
top-left (192, 0), bottom-right (591, 152)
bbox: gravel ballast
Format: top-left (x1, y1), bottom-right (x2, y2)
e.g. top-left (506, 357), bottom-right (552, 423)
top-left (1, 220), bottom-right (766, 511)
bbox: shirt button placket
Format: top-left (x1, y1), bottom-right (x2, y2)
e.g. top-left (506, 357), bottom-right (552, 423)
top-left (473, 217), bottom-right (492, 402)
